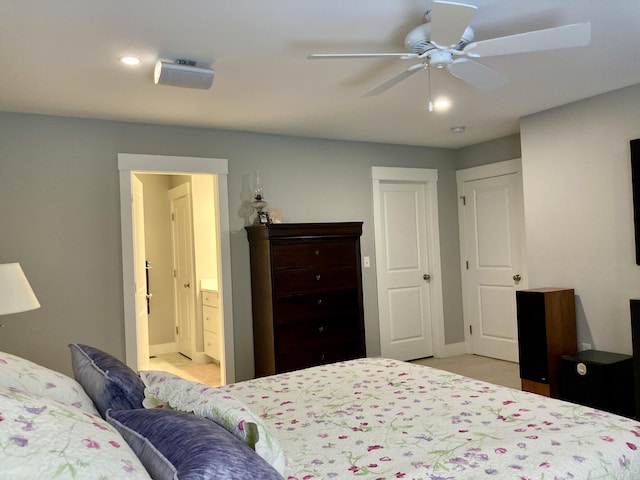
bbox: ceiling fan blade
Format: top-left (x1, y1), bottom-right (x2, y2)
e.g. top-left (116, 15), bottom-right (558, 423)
top-left (447, 58), bottom-right (508, 91)
top-left (308, 53), bottom-right (420, 60)
top-left (464, 22), bottom-right (591, 58)
top-left (429, 1), bottom-right (477, 48)
top-left (362, 63), bottom-right (426, 97)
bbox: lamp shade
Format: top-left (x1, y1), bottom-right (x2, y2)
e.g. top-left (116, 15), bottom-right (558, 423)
top-left (0, 263), bottom-right (40, 315)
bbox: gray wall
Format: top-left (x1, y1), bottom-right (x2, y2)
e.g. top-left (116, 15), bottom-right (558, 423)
top-left (0, 111), bottom-right (466, 381)
top-left (455, 133), bottom-right (522, 170)
top-left (520, 83), bottom-right (640, 355)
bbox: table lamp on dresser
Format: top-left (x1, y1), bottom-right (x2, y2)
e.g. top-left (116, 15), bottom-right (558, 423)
top-left (0, 263), bottom-right (40, 322)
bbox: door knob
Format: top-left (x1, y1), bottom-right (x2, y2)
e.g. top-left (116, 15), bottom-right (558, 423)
top-left (513, 274), bottom-right (521, 282)
top-left (423, 274), bottom-right (431, 281)
top-left (184, 282), bottom-right (191, 288)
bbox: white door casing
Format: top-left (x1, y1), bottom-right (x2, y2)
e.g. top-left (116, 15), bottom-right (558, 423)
top-left (169, 184), bottom-right (196, 359)
top-left (118, 154), bottom-right (235, 385)
top-left (372, 167), bottom-right (445, 360)
top-left (132, 175), bottom-right (150, 370)
top-left (457, 159), bottom-right (527, 363)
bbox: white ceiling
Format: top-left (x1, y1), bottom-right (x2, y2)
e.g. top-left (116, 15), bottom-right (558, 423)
top-left (2, 1), bottom-right (640, 149)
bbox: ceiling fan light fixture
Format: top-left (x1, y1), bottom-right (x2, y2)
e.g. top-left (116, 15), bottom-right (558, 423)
top-left (120, 56), bottom-right (140, 66)
top-left (429, 50), bottom-right (452, 69)
top-left (433, 98), bottom-right (451, 111)
top-left (427, 98), bottom-right (451, 112)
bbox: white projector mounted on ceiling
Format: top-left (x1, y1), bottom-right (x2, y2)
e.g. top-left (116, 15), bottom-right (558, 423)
top-left (154, 59), bottom-right (214, 90)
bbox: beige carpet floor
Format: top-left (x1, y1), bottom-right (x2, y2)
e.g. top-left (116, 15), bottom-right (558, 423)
top-left (412, 354), bottom-right (521, 390)
top-left (148, 353), bottom-right (221, 386)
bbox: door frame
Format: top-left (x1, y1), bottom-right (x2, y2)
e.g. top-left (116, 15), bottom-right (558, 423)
top-left (372, 166), bottom-right (446, 357)
top-left (118, 153), bottom-right (235, 384)
top-left (456, 158), bottom-right (525, 355)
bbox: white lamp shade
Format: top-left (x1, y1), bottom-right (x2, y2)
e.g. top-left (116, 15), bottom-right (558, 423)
top-left (0, 263), bottom-right (40, 315)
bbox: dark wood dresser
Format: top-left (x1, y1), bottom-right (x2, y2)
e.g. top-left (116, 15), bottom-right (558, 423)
top-left (246, 222), bottom-right (366, 376)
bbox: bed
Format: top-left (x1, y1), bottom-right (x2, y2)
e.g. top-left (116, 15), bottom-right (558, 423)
top-left (2, 345), bottom-right (640, 479)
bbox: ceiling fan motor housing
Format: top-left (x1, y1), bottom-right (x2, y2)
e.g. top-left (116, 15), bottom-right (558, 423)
top-left (405, 23), bottom-right (435, 54)
top-left (405, 23), bottom-right (474, 54)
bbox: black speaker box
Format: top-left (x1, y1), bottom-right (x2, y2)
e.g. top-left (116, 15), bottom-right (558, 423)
top-left (559, 350), bottom-right (634, 417)
top-left (517, 290), bottom-right (549, 383)
top-left (516, 288), bottom-right (576, 397)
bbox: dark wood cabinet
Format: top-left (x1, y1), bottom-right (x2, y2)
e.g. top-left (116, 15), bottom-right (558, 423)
top-left (516, 288), bottom-right (577, 397)
top-left (246, 222), bottom-right (366, 376)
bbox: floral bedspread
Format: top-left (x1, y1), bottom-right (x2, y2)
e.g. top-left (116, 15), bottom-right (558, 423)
top-left (222, 357), bottom-right (640, 479)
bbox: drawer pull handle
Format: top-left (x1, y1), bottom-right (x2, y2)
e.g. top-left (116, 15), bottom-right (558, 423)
top-left (317, 299), bottom-right (322, 306)
top-left (320, 354), bottom-right (325, 361)
top-left (315, 250), bottom-right (320, 256)
top-left (316, 275), bottom-right (321, 281)
top-left (318, 326), bottom-right (324, 333)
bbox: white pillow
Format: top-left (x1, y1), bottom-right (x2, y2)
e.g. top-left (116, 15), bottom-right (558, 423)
top-left (0, 350), bottom-right (98, 414)
top-left (140, 371), bottom-right (287, 475)
top-left (137, 370), bottom-right (183, 409)
top-left (0, 386), bottom-right (151, 479)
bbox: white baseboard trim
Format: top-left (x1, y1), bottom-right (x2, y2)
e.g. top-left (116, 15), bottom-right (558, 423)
top-left (149, 343), bottom-right (177, 356)
top-left (148, 343), bottom-right (213, 365)
top-left (433, 341), bottom-right (468, 358)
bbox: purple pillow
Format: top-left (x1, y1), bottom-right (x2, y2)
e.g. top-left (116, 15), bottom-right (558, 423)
top-left (69, 343), bottom-right (145, 418)
top-left (106, 409), bottom-right (283, 480)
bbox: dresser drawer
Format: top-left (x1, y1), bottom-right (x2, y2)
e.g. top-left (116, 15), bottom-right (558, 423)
top-left (277, 315), bottom-right (361, 349)
top-left (272, 240), bottom-right (356, 268)
top-left (202, 290), bottom-right (218, 307)
top-left (203, 305), bottom-right (218, 333)
top-left (274, 265), bottom-right (357, 294)
top-left (275, 290), bottom-right (359, 323)
top-left (276, 341), bottom-right (363, 373)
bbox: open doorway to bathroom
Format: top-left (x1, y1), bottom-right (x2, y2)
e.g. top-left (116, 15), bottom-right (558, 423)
top-left (118, 154), bottom-right (235, 385)
top-left (137, 173), bottom-right (222, 386)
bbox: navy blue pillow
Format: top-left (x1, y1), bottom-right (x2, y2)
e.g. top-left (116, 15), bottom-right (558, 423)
top-left (69, 343), bottom-right (145, 418)
top-left (106, 409), bottom-right (283, 480)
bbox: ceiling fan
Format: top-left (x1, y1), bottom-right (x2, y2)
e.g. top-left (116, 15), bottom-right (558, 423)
top-left (308, 1), bottom-right (591, 97)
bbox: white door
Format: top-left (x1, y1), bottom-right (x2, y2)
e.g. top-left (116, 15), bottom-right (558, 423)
top-left (458, 160), bottom-right (526, 362)
top-left (169, 184), bottom-right (196, 359)
top-left (373, 167), bottom-right (444, 361)
top-left (132, 175), bottom-right (150, 370)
